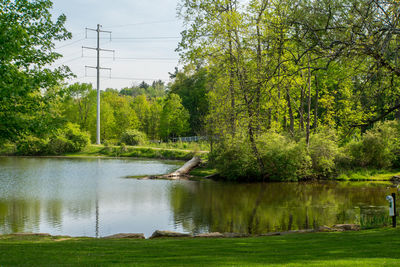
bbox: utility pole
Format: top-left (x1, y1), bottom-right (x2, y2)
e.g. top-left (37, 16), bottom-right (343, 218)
top-left (83, 24), bottom-right (114, 145)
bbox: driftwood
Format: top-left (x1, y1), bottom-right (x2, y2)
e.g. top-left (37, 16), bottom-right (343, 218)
top-left (148, 156), bottom-right (202, 180)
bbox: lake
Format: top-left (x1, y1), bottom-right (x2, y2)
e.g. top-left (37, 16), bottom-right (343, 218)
top-left (0, 157), bottom-right (393, 237)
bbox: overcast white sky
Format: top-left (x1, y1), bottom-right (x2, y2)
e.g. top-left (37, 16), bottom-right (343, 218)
top-left (50, 0), bottom-right (183, 90)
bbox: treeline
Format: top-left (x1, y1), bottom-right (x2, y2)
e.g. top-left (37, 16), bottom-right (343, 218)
top-left (173, 0), bottom-right (400, 180)
top-left (3, 0), bottom-right (400, 181)
top-left (62, 81), bottom-right (190, 144)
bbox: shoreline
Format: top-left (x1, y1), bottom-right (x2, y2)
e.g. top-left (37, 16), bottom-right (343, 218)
top-left (1, 228), bottom-right (399, 266)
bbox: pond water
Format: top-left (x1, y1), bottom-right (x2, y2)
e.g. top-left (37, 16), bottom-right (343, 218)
top-left (0, 157), bottom-right (393, 237)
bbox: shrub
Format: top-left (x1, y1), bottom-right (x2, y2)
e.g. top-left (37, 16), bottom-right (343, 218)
top-left (16, 136), bottom-right (49, 155)
top-left (120, 129), bottom-right (147, 146)
top-left (209, 135), bottom-right (261, 180)
top-left (308, 129), bottom-right (339, 177)
top-left (346, 121), bottom-right (400, 169)
top-left (47, 123), bottom-right (90, 154)
top-left (257, 133), bottom-right (312, 181)
top-left (210, 132), bottom-right (312, 181)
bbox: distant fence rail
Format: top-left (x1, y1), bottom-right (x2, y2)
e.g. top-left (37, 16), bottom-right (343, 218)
top-left (172, 136), bottom-right (208, 142)
top-left (149, 136), bottom-right (208, 143)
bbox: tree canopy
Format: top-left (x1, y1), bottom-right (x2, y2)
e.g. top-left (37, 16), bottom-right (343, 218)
top-left (0, 0), bottom-right (71, 141)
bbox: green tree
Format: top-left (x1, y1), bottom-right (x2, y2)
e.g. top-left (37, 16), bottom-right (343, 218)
top-left (169, 67), bottom-right (209, 135)
top-left (0, 0), bottom-right (71, 141)
top-left (160, 94), bottom-right (190, 140)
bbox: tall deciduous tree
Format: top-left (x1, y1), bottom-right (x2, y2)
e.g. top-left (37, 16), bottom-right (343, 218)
top-left (0, 0), bottom-right (71, 141)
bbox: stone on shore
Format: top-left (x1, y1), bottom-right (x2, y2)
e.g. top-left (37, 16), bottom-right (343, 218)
top-left (222, 232), bottom-right (250, 238)
top-left (102, 233), bottom-right (145, 239)
top-left (194, 232), bottom-right (224, 238)
top-left (149, 230), bottom-right (192, 239)
top-left (332, 224), bottom-right (360, 231)
top-left (12, 233), bottom-right (51, 237)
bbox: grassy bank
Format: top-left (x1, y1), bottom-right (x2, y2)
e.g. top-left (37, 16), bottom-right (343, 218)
top-left (337, 169), bottom-right (400, 181)
top-left (1, 229), bottom-right (400, 266)
top-left (62, 144), bottom-right (207, 161)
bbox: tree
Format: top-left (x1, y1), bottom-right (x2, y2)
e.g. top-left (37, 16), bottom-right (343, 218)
top-left (160, 94), bottom-right (190, 140)
top-left (169, 67), bottom-right (209, 135)
top-left (0, 0), bottom-right (71, 141)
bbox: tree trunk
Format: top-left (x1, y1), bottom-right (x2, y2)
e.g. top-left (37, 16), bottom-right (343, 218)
top-left (306, 55), bottom-right (312, 146)
top-left (286, 88), bottom-right (294, 134)
top-left (150, 157), bottom-right (202, 180)
top-left (314, 74), bottom-right (319, 131)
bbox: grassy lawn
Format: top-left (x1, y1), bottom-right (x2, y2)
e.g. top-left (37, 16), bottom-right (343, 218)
top-left (62, 144), bottom-right (205, 161)
top-left (336, 169), bottom-right (400, 181)
top-left (1, 229), bottom-right (400, 266)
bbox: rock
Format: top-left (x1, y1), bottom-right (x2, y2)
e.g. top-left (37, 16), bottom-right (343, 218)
top-left (332, 224), bottom-right (360, 231)
top-left (194, 232), bottom-right (224, 238)
top-left (102, 233), bottom-right (145, 239)
top-left (149, 230), bottom-right (192, 239)
top-left (279, 229), bottom-right (315, 235)
top-left (222, 233), bottom-right (250, 238)
top-left (12, 233), bottom-right (51, 237)
top-left (317, 226), bottom-right (334, 232)
top-left (391, 176), bottom-right (400, 181)
top-left (259, 232), bottom-right (281, 236)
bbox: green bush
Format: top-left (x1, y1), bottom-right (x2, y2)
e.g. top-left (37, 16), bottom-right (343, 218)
top-left (308, 129), bottom-right (339, 177)
top-left (257, 133), bottom-right (311, 181)
top-left (16, 136), bottom-right (49, 156)
top-left (346, 121), bottom-right (400, 169)
top-left (209, 135), bottom-right (260, 180)
top-left (47, 123), bottom-right (90, 154)
top-left (210, 133), bottom-right (312, 181)
top-left (120, 129), bottom-right (147, 146)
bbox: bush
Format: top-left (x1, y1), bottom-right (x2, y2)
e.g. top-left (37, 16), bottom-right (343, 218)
top-left (257, 133), bottom-right (311, 181)
top-left (47, 123), bottom-right (90, 154)
top-left (120, 129), bottom-right (147, 146)
top-left (16, 136), bottom-right (49, 155)
top-left (210, 135), bottom-right (260, 181)
top-left (308, 129), bottom-right (339, 177)
top-left (210, 132), bottom-right (312, 181)
top-left (346, 121), bottom-right (400, 169)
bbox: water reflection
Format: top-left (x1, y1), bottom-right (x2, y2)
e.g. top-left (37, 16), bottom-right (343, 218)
top-left (0, 157), bottom-right (181, 237)
top-left (0, 157), bottom-right (393, 237)
top-left (168, 181), bottom-right (391, 234)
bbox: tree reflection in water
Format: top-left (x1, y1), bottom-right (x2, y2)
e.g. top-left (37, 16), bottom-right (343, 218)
top-left (169, 181), bottom-right (389, 234)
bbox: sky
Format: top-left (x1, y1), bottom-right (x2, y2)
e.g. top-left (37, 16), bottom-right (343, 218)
top-left (50, 0), bottom-right (184, 90)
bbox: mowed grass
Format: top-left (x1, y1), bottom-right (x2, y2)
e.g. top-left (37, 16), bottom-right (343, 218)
top-left (1, 229), bottom-right (400, 266)
top-left (337, 168), bottom-right (400, 181)
top-left (62, 144), bottom-right (202, 160)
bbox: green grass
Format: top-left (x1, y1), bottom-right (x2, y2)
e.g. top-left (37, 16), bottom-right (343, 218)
top-left (336, 168), bottom-right (400, 181)
top-left (1, 229), bottom-right (400, 266)
top-left (189, 165), bottom-right (218, 177)
top-left (62, 144), bottom-right (202, 160)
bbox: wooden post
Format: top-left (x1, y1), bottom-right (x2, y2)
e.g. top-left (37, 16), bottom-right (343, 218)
top-left (391, 187), bottom-right (397, 228)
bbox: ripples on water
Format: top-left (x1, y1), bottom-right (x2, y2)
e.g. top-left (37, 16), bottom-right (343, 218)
top-left (0, 157), bottom-right (392, 237)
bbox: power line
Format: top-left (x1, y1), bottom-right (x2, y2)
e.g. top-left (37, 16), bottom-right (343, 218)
top-left (104, 19), bottom-right (178, 29)
top-left (82, 56), bottom-right (178, 61)
top-left (55, 38), bottom-right (86, 49)
top-left (84, 75), bottom-right (169, 81)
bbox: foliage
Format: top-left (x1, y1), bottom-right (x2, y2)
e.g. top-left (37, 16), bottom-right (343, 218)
top-left (169, 67), bottom-right (209, 135)
top-left (258, 133), bottom-right (312, 181)
top-left (0, 0), bottom-right (71, 141)
top-left (346, 121), bottom-right (400, 169)
top-left (308, 129), bottom-right (339, 177)
top-left (15, 136), bottom-right (49, 156)
top-left (160, 94), bottom-right (190, 140)
top-left (16, 123), bottom-right (89, 155)
top-left (120, 129), bottom-right (147, 146)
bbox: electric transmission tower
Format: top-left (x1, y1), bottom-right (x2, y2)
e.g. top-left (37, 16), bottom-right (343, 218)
top-left (83, 24), bottom-right (115, 145)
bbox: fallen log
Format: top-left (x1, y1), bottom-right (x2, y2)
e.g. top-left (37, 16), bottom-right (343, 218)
top-left (147, 156), bottom-right (202, 180)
